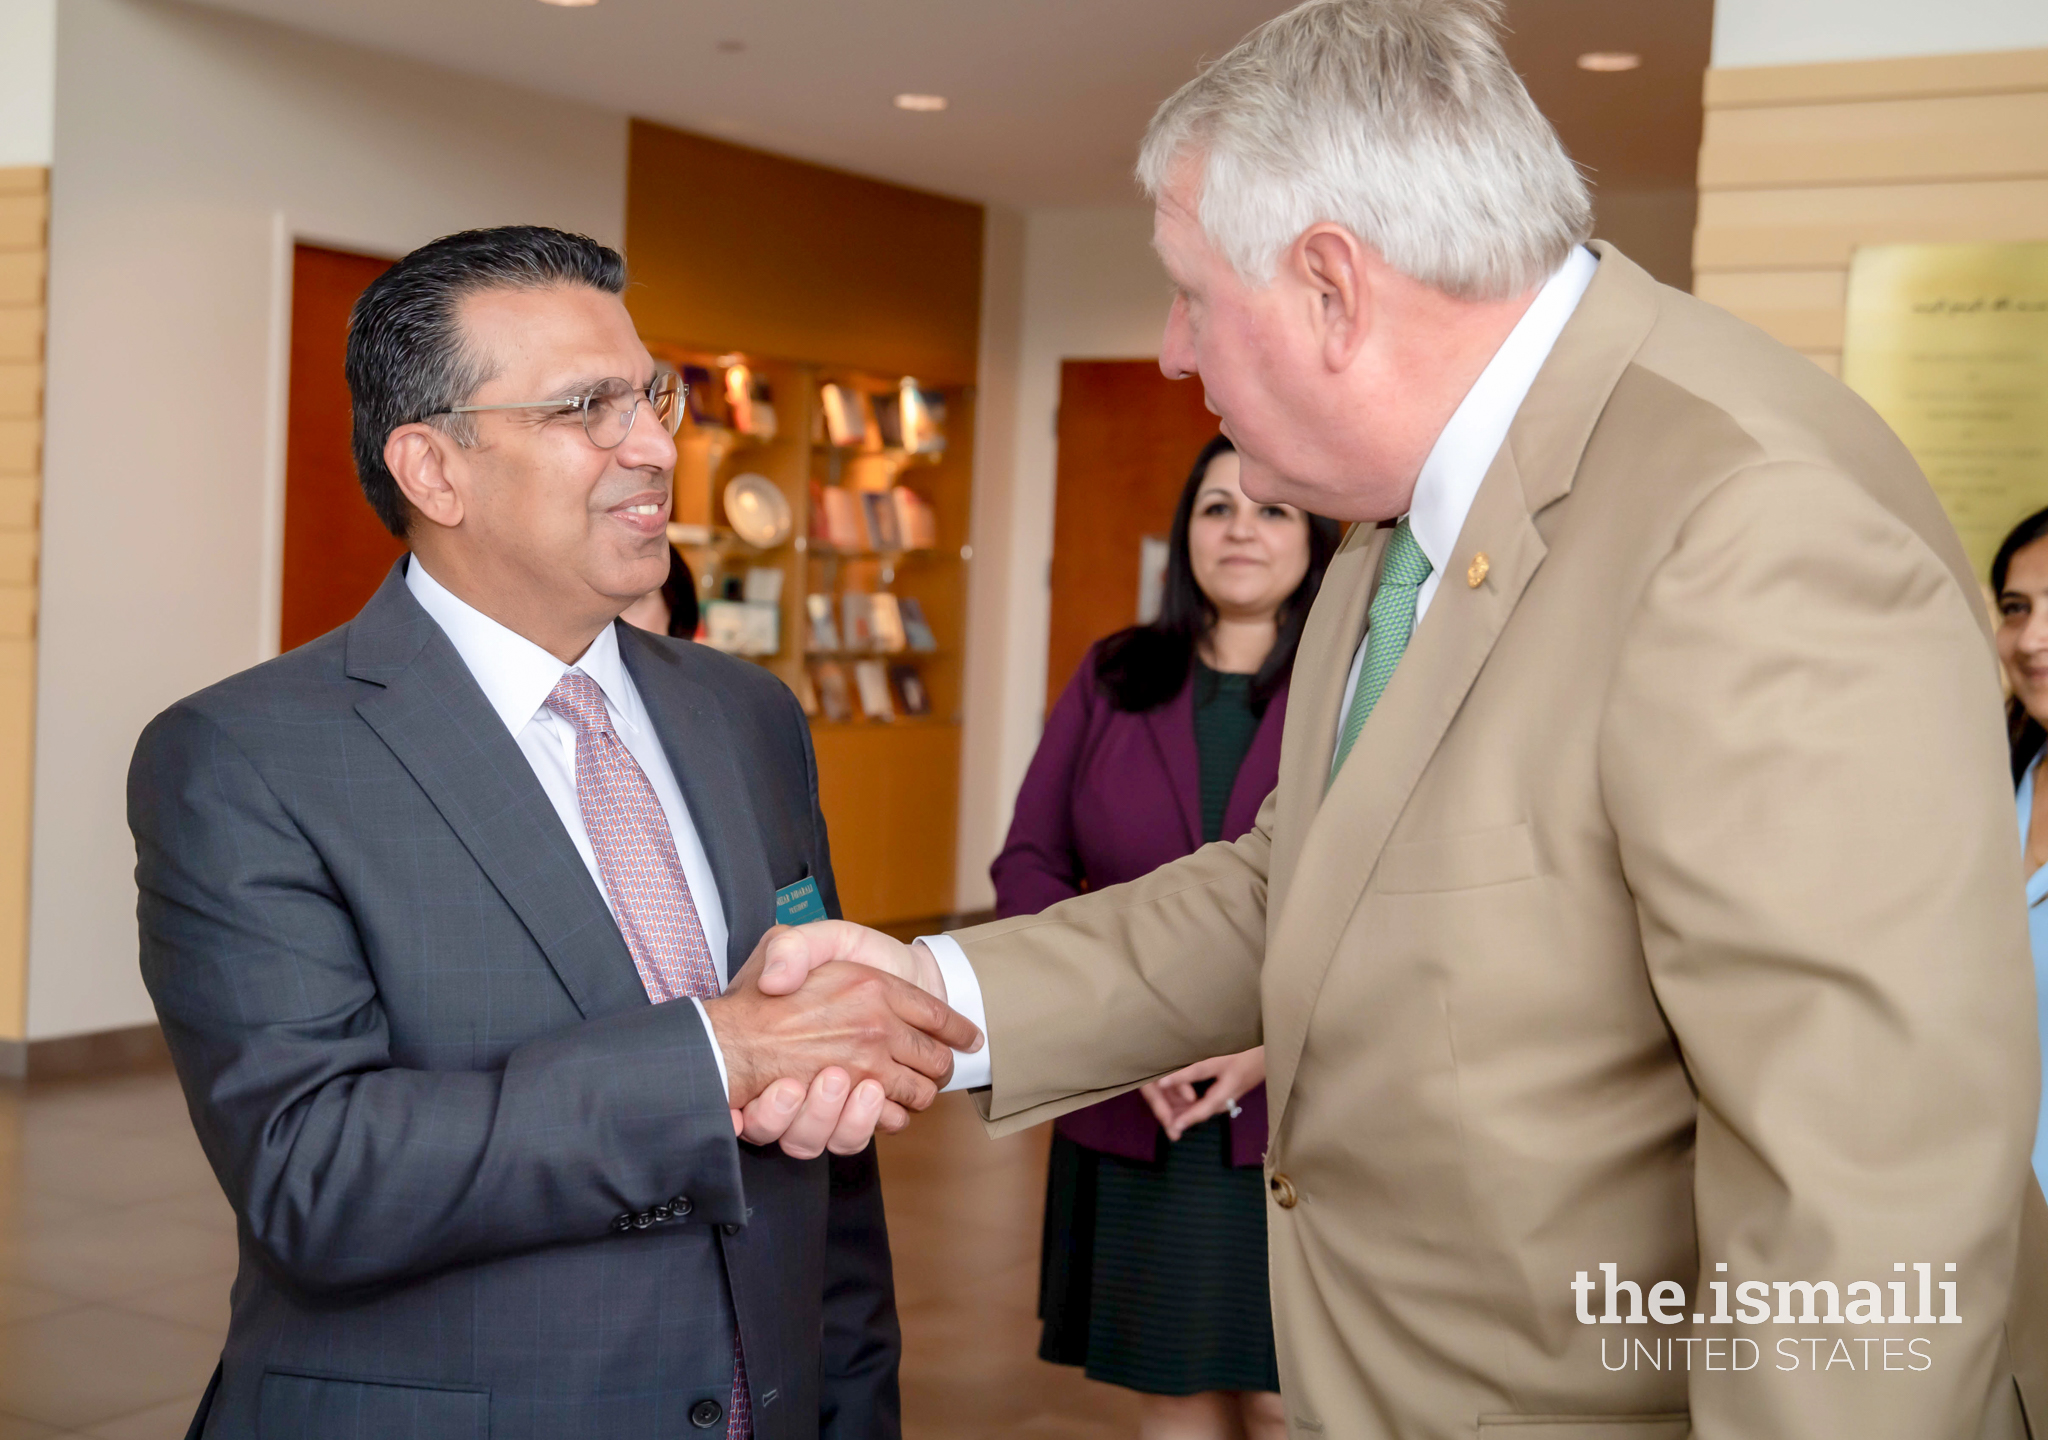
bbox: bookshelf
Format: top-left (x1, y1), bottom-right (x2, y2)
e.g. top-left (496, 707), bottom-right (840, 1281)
top-left (646, 346), bottom-right (973, 923)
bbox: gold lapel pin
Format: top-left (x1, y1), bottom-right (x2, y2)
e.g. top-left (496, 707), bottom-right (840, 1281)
top-left (1467, 552), bottom-right (1490, 588)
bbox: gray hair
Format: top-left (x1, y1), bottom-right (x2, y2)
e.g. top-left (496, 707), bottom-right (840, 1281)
top-left (1137, 0), bottom-right (1591, 301)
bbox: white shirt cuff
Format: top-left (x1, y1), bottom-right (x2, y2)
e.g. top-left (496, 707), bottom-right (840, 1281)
top-left (687, 996), bottom-right (730, 1100)
top-left (920, 933), bottom-right (992, 1092)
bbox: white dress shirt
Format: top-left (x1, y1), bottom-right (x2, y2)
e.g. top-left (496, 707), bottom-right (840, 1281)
top-left (929, 244), bottom-right (1601, 1093)
top-left (406, 559), bottom-right (732, 1091)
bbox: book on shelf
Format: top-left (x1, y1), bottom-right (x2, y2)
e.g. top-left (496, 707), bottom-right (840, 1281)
top-left (900, 382), bottom-right (947, 456)
top-left (889, 663), bottom-right (930, 716)
top-left (891, 487), bottom-right (937, 550)
top-left (813, 661), bottom-right (852, 722)
top-left (840, 591), bottom-right (878, 651)
top-left (869, 592), bottom-right (906, 653)
top-left (861, 490), bottom-right (903, 552)
top-left (898, 596), bottom-right (938, 653)
top-left (725, 365), bottom-right (779, 439)
top-left (743, 566), bottom-right (784, 604)
top-left (804, 593), bottom-right (840, 652)
top-left (682, 365), bottom-right (727, 427)
top-left (820, 487), bottom-right (864, 550)
top-left (820, 383), bottom-right (869, 448)
top-left (871, 391), bottom-right (904, 450)
top-left (703, 600), bottom-right (779, 657)
top-left (792, 667), bottom-right (819, 718)
top-left (853, 659), bottom-right (895, 721)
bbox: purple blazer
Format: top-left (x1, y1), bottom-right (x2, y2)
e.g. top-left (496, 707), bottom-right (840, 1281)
top-left (989, 644), bottom-right (1287, 1168)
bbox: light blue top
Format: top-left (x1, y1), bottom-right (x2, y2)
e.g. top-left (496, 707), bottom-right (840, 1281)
top-left (2015, 755), bottom-right (2048, 1192)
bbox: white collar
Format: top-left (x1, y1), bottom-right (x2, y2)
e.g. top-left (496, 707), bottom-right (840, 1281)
top-left (405, 557), bottom-right (642, 738)
top-left (1405, 244), bottom-right (1599, 575)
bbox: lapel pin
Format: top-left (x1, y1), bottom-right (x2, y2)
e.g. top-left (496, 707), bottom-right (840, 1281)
top-left (1467, 552), bottom-right (1490, 588)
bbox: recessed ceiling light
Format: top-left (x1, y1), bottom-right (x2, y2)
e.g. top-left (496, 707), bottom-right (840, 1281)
top-left (537, 0), bottom-right (599, 7)
top-left (1576, 51), bottom-right (1641, 72)
top-left (894, 94), bottom-right (948, 112)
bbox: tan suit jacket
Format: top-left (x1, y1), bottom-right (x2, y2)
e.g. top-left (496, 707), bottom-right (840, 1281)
top-left (956, 245), bottom-right (2046, 1439)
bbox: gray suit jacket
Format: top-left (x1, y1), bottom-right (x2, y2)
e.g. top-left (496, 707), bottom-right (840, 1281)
top-left (129, 563), bottom-right (898, 1440)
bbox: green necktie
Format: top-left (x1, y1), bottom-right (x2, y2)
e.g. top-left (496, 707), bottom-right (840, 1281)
top-left (1330, 520), bottom-right (1431, 779)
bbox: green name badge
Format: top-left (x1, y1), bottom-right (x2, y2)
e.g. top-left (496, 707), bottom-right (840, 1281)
top-left (775, 874), bottom-right (828, 927)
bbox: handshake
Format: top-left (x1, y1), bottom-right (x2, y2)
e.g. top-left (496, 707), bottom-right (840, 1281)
top-left (699, 920), bottom-right (982, 1159)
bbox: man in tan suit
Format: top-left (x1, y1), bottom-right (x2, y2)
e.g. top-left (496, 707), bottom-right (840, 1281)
top-left (731, 1), bottom-right (2047, 1434)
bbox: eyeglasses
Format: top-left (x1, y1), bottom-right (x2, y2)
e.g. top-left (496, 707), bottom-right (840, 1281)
top-left (435, 371), bottom-right (684, 449)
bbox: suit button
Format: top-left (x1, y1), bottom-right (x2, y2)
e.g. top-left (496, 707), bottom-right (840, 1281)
top-left (672, 1195), bottom-right (693, 1217)
top-left (720, 1222), bottom-right (741, 1237)
top-left (633, 1211), bottom-right (654, 1229)
top-left (1270, 1173), bottom-right (1299, 1209)
top-left (611, 1215), bottom-right (633, 1233)
top-left (653, 1204), bottom-right (672, 1222)
top-left (689, 1398), bottom-right (724, 1428)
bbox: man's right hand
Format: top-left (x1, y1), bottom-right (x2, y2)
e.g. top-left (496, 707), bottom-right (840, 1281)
top-left (723, 922), bottom-right (970, 1157)
top-left (701, 941), bottom-right (979, 1140)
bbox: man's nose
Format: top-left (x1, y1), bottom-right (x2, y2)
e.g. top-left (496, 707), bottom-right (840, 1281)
top-left (616, 402), bottom-right (679, 471)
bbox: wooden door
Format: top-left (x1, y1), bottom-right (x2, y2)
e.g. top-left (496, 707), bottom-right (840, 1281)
top-left (282, 243), bottom-right (402, 653)
top-left (1045, 360), bottom-right (1220, 705)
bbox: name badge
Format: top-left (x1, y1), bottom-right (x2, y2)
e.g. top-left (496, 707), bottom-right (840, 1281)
top-left (774, 873), bottom-right (828, 927)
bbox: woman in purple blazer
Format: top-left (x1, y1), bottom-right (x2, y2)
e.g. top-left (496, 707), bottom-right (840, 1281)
top-left (993, 435), bottom-right (1340, 1440)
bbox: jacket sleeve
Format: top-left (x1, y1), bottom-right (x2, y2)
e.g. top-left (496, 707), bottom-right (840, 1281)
top-left (988, 657), bottom-right (1096, 919)
top-left (1600, 464), bottom-right (2036, 1438)
top-left (129, 702), bottom-right (746, 1296)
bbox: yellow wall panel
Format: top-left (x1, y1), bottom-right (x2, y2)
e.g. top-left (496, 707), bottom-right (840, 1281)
top-left (0, 533), bottom-right (39, 587)
top-left (0, 193), bottom-right (48, 252)
top-left (1697, 47), bottom-right (2048, 404)
top-left (0, 478), bottom-right (37, 532)
top-left (0, 362), bottom-right (39, 420)
top-left (1695, 178), bottom-right (2048, 270)
top-left (1706, 48), bottom-right (2048, 110)
top-left (1692, 269), bottom-right (1848, 350)
top-left (1699, 91), bottom-right (2048, 191)
top-left (0, 308), bottom-right (42, 365)
top-left (0, 419), bottom-right (38, 475)
top-left (0, 167), bottom-right (41, 1038)
top-left (0, 252), bottom-right (45, 308)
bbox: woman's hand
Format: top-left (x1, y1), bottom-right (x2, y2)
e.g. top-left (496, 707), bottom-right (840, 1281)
top-left (1138, 1046), bottom-right (1266, 1141)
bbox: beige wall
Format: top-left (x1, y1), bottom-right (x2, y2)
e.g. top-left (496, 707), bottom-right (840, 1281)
top-left (1692, 48), bottom-right (2048, 378)
top-left (30, 0), bottom-right (627, 1040)
top-left (953, 204), bottom-right (1173, 912)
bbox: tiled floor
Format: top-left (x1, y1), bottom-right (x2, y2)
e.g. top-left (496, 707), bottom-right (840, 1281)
top-left (0, 1067), bottom-right (1137, 1438)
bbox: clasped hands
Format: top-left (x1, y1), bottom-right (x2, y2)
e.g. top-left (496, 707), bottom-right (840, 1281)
top-left (700, 921), bottom-right (972, 1159)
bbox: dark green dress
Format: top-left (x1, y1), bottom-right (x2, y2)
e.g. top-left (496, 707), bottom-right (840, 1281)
top-left (1037, 664), bottom-right (1281, 1396)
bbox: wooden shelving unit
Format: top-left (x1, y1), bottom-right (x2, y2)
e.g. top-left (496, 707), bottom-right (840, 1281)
top-left (647, 345), bottom-right (972, 924)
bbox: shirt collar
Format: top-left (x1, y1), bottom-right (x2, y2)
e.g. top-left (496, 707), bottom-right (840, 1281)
top-left (1405, 244), bottom-right (1600, 577)
top-left (405, 557), bottom-right (642, 738)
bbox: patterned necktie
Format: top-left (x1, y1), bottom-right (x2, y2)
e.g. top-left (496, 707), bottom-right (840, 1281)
top-left (544, 668), bottom-right (750, 1438)
top-left (1330, 520), bottom-right (1432, 779)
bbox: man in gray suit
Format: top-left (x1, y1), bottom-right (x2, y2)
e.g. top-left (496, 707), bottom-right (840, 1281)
top-left (128, 226), bottom-right (976, 1440)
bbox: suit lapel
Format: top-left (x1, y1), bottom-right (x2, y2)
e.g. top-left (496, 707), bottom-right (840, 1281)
top-left (1261, 244), bottom-right (1663, 1122)
top-left (618, 625), bottom-right (777, 980)
top-left (348, 564), bottom-right (647, 1020)
top-left (1140, 674), bottom-right (1203, 852)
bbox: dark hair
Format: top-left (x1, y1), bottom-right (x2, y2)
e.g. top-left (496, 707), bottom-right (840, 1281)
top-left (1093, 435), bottom-right (1342, 716)
top-left (1994, 506), bottom-right (2048, 780)
top-left (345, 226), bottom-right (628, 536)
top-left (659, 545), bottom-right (700, 639)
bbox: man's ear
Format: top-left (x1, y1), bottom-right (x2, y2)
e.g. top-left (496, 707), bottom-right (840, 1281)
top-left (1294, 225), bottom-right (1371, 373)
top-left (385, 423), bottom-right (465, 531)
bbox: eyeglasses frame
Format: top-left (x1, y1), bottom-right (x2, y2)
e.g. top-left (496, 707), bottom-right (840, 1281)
top-left (431, 372), bottom-right (685, 449)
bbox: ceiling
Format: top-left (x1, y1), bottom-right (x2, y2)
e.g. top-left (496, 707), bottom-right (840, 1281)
top-left (183, 0), bottom-right (1712, 208)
